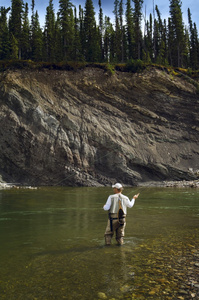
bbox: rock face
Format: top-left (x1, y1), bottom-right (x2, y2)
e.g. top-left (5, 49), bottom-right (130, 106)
top-left (0, 67), bottom-right (198, 186)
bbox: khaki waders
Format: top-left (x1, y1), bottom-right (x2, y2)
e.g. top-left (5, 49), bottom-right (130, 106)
top-left (104, 213), bottom-right (126, 245)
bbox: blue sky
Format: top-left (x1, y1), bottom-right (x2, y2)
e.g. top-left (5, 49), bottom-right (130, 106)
top-left (1, 0), bottom-right (198, 30)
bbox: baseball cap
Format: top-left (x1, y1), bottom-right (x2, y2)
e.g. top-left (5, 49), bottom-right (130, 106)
top-left (112, 183), bottom-right (123, 189)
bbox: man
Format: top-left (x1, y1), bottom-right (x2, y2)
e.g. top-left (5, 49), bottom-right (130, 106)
top-left (103, 183), bottom-right (139, 245)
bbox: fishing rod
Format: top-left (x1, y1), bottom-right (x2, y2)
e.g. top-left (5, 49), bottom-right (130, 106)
top-left (119, 181), bottom-right (156, 201)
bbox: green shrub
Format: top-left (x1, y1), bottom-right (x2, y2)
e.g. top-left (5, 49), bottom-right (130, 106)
top-left (103, 63), bottom-right (115, 75)
top-left (126, 59), bottom-right (146, 73)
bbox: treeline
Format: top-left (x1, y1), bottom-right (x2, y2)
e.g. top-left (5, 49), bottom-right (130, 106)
top-left (0, 0), bottom-right (199, 69)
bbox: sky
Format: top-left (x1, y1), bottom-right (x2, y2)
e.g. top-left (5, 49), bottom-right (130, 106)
top-left (0, 0), bottom-right (198, 30)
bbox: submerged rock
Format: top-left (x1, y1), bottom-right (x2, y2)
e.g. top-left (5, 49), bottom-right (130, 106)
top-left (97, 292), bottom-right (107, 299)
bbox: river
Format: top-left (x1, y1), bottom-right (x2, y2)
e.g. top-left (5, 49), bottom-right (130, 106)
top-left (0, 186), bottom-right (199, 299)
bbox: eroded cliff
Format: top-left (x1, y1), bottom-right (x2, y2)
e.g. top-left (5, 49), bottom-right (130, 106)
top-left (0, 67), bottom-right (198, 186)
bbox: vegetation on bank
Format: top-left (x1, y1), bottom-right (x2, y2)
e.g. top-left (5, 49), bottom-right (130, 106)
top-left (1, 58), bottom-right (199, 83)
top-left (1, 58), bottom-right (199, 93)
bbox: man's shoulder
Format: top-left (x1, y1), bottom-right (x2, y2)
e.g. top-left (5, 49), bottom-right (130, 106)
top-left (109, 194), bottom-right (117, 198)
top-left (120, 194), bottom-right (129, 200)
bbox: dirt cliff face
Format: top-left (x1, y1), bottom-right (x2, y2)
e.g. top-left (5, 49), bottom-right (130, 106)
top-left (0, 67), bottom-right (198, 186)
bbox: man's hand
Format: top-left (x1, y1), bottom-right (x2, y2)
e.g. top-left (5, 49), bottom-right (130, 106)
top-left (133, 193), bottom-right (140, 199)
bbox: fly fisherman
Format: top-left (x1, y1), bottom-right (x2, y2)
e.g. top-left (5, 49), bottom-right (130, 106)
top-left (103, 183), bottom-right (139, 245)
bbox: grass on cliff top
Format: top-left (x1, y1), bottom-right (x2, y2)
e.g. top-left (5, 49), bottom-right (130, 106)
top-left (1, 59), bottom-right (199, 82)
top-left (0, 59), bottom-right (145, 73)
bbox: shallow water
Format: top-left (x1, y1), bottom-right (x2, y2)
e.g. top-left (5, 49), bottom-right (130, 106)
top-left (0, 187), bottom-right (199, 299)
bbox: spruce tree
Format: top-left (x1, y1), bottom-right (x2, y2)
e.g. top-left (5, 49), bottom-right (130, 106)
top-left (126, 0), bottom-right (134, 60)
top-left (169, 0), bottom-right (186, 67)
top-left (21, 2), bottom-right (30, 60)
top-left (188, 8), bottom-right (198, 69)
top-left (162, 19), bottom-right (169, 65)
top-left (104, 16), bottom-right (115, 62)
top-left (119, 0), bottom-right (124, 62)
top-left (9, 0), bottom-right (24, 59)
top-left (143, 14), bottom-right (153, 63)
top-left (132, 0), bottom-right (143, 60)
top-left (183, 26), bottom-right (190, 68)
top-left (84, 0), bottom-right (99, 62)
top-left (58, 0), bottom-right (74, 61)
top-left (73, 6), bottom-right (82, 61)
top-left (113, 0), bottom-right (121, 61)
top-left (10, 33), bottom-right (19, 59)
top-left (44, 0), bottom-right (56, 62)
top-left (98, 0), bottom-right (104, 61)
top-left (168, 17), bottom-right (175, 66)
top-left (0, 7), bottom-right (10, 60)
top-left (54, 15), bottom-right (63, 62)
top-left (31, 11), bottom-right (43, 61)
top-left (192, 23), bottom-right (199, 69)
top-left (154, 5), bottom-right (167, 64)
top-left (79, 5), bottom-right (85, 59)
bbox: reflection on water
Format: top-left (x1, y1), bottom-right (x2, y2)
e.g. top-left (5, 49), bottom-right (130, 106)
top-left (0, 187), bottom-right (199, 299)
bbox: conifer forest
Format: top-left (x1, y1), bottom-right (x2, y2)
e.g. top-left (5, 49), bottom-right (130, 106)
top-left (0, 0), bottom-right (199, 69)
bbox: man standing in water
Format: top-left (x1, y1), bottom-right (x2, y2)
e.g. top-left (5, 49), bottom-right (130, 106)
top-left (103, 183), bottom-right (139, 245)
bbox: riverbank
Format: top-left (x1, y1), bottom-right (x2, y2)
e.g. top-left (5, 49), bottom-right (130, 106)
top-left (0, 182), bottom-right (37, 190)
top-left (138, 180), bottom-right (199, 188)
top-left (1, 179), bottom-right (199, 189)
top-left (0, 182), bottom-right (15, 189)
top-left (163, 179), bottom-right (199, 188)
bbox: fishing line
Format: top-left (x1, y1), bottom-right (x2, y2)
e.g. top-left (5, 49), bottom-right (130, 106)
top-left (54, 143), bottom-right (121, 186)
top-left (46, 126), bottom-right (170, 191)
top-left (54, 147), bottom-right (157, 192)
top-left (124, 181), bottom-right (155, 199)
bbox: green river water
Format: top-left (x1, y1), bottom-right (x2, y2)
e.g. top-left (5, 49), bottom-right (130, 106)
top-left (0, 186), bottom-right (199, 300)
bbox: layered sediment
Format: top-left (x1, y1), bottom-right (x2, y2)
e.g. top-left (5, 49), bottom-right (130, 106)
top-left (0, 67), bottom-right (198, 186)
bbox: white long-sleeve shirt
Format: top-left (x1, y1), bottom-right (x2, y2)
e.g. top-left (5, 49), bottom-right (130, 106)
top-left (103, 193), bottom-right (135, 215)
